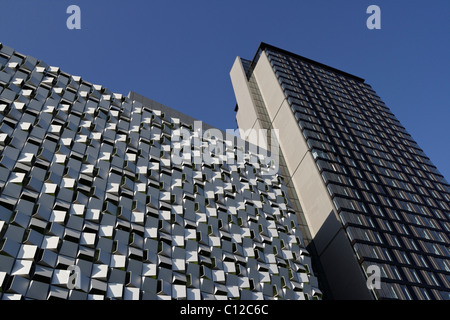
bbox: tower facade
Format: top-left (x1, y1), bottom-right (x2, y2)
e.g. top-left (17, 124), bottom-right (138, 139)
top-left (230, 43), bottom-right (450, 300)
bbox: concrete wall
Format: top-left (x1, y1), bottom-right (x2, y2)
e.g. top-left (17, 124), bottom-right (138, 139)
top-left (232, 52), bottom-right (373, 300)
top-left (230, 57), bottom-right (260, 134)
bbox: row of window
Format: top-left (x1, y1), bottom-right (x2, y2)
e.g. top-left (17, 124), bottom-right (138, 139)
top-left (272, 57), bottom-right (424, 150)
top-left (362, 263), bottom-right (449, 300)
top-left (300, 116), bottom-right (444, 192)
top-left (269, 53), bottom-right (396, 119)
top-left (312, 139), bottom-right (447, 206)
top-left (282, 78), bottom-right (433, 172)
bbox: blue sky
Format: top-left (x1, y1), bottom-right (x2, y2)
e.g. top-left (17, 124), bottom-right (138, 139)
top-left (1, 0), bottom-right (449, 180)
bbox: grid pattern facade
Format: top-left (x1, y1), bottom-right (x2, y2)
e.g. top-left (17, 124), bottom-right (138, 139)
top-left (259, 46), bottom-right (450, 300)
top-left (0, 43), bottom-right (320, 300)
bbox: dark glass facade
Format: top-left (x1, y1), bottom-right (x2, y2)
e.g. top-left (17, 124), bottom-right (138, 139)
top-left (240, 43), bottom-right (450, 300)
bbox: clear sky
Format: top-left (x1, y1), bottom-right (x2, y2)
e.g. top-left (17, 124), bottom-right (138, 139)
top-left (1, 0), bottom-right (449, 181)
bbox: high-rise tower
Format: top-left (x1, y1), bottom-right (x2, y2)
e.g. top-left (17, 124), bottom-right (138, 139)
top-left (230, 43), bottom-right (450, 300)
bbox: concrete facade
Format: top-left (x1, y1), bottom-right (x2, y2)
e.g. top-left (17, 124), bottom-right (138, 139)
top-left (231, 51), bottom-right (372, 299)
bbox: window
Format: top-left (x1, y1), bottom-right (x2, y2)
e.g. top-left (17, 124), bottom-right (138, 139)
top-left (379, 265), bottom-right (388, 278)
top-left (429, 273), bottom-right (441, 287)
top-left (376, 206), bottom-right (385, 217)
top-left (359, 202), bottom-right (368, 213)
top-left (401, 251), bottom-right (411, 264)
top-left (389, 284), bottom-right (399, 299)
top-left (420, 270), bottom-right (435, 287)
top-left (420, 287), bottom-right (431, 300)
top-left (371, 247), bottom-right (379, 259)
top-left (391, 209), bottom-right (401, 221)
top-left (356, 215), bottom-right (363, 226)
top-left (391, 265), bottom-right (402, 280)
top-left (392, 235), bottom-right (402, 247)
top-left (364, 181), bottom-right (370, 190)
top-left (384, 220), bottom-right (393, 232)
top-left (400, 285), bottom-right (413, 300)
top-left (409, 239), bottom-right (419, 252)
top-left (432, 243), bottom-right (440, 255)
top-left (383, 196), bottom-right (393, 207)
top-left (382, 248), bottom-right (392, 261)
top-left (367, 217), bottom-right (376, 229)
